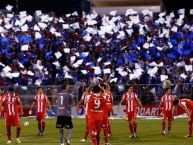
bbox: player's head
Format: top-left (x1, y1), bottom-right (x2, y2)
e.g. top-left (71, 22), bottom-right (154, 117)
top-left (8, 87), bottom-right (15, 96)
top-left (37, 87), bottom-right (43, 94)
top-left (165, 88), bottom-right (171, 95)
top-left (127, 86), bottom-right (133, 93)
top-left (173, 99), bottom-right (179, 106)
top-left (92, 86), bottom-right (101, 93)
top-left (61, 83), bottom-right (68, 91)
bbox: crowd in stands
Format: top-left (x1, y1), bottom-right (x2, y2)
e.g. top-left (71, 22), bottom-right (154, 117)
top-left (0, 5), bottom-right (193, 93)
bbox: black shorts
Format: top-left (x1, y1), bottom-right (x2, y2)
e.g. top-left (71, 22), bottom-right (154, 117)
top-left (56, 116), bottom-right (73, 129)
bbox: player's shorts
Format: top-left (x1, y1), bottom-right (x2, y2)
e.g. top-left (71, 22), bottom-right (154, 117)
top-left (5, 114), bottom-right (20, 127)
top-left (56, 116), bottom-right (73, 129)
top-left (88, 119), bottom-right (103, 136)
top-left (126, 111), bottom-right (136, 121)
top-left (163, 110), bottom-right (173, 121)
top-left (36, 112), bottom-right (46, 121)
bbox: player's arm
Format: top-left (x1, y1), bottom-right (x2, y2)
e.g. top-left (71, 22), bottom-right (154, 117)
top-left (86, 78), bottom-right (93, 92)
top-left (46, 97), bottom-right (52, 111)
top-left (1, 98), bottom-right (5, 112)
top-left (99, 85), bottom-right (105, 93)
top-left (137, 98), bottom-right (143, 108)
top-left (104, 76), bottom-right (111, 91)
top-left (18, 100), bottom-right (24, 115)
top-left (29, 100), bottom-right (36, 114)
top-left (76, 99), bottom-right (84, 111)
top-left (70, 94), bottom-right (76, 107)
top-left (158, 97), bottom-right (163, 110)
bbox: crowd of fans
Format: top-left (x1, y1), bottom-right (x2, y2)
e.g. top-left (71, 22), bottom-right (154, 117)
top-left (0, 5), bottom-right (193, 91)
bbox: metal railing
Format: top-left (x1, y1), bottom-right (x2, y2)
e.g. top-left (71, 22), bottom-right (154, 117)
top-left (1, 83), bottom-right (192, 107)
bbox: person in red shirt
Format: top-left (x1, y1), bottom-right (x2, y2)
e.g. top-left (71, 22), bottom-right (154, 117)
top-left (77, 80), bottom-right (92, 143)
top-left (87, 85), bottom-right (107, 145)
top-left (30, 87), bottom-right (52, 136)
top-left (118, 86), bottom-right (143, 138)
top-left (1, 87), bottom-right (23, 144)
top-left (99, 83), bottom-right (112, 145)
top-left (158, 88), bottom-right (175, 135)
top-left (101, 77), bottom-right (113, 138)
top-left (173, 99), bottom-right (193, 137)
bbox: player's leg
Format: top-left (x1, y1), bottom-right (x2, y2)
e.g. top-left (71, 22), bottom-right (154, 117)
top-left (186, 113), bottom-right (193, 137)
top-left (65, 116), bottom-right (73, 145)
top-left (89, 120), bottom-right (97, 145)
top-left (5, 116), bottom-right (12, 143)
top-left (102, 118), bottom-right (108, 144)
top-left (81, 115), bottom-right (89, 142)
top-left (132, 112), bottom-right (137, 137)
top-left (12, 114), bottom-right (22, 143)
top-left (127, 113), bottom-right (134, 137)
top-left (167, 111), bottom-right (173, 135)
top-left (96, 120), bottom-right (103, 145)
top-left (162, 113), bottom-right (166, 135)
top-left (41, 113), bottom-right (46, 135)
top-left (133, 121), bottom-right (137, 137)
top-left (56, 116), bottom-right (65, 145)
top-left (37, 113), bottom-right (42, 135)
top-left (41, 119), bottom-right (46, 135)
top-left (59, 128), bottom-right (64, 145)
top-left (107, 109), bottom-right (112, 136)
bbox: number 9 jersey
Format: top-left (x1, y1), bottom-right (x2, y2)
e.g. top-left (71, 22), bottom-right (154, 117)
top-left (87, 93), bottom-right (106, 120)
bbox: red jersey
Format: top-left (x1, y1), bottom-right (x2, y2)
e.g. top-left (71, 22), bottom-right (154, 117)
top-left (105, 91), bottom-right (113, 106)
top-left (3, 93), bottom-right (20, 116)
top-left (161, 95), bottom-right (175, 111)
top-left (179, 99), bottom-right (193, 110)
top-left (34, 93), bottom-right (48, 113)
top-left (122, 92), bottom-right (138, 112)
top-left (81, 92), bottom-right (92, 115)
top-left (87, 93), bottom-right (106, 119)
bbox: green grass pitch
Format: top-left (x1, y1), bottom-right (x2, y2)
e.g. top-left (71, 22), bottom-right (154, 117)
top-left (0, 118), bottom-right (193, 145)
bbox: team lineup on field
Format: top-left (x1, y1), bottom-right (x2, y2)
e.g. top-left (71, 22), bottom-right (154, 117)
top-left (0, 78), bottom-right (193, 145)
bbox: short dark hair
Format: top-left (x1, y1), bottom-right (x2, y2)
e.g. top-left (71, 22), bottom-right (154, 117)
top-left (36, 87), bottom-right (42, 91)
top-left (61, 83), bottom-right (68, 90)
top-left (8, 87), bottom-right (15, 92)
top-left (165, 88), bottom-right (171, 92)
top-left (92, 86), bottom-right (101, 93)
top-left (173, 99), bottom-right (179, 106)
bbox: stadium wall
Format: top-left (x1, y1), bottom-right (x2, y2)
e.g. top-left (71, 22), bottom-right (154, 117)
top-left (21, 105), bottom-right (186, 118)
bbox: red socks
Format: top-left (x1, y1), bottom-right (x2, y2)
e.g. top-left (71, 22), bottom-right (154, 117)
top-left (84, 125), bottom-right (89, 140)
top-left (162, 122), bottom-right (166, 132)
top-left (38, 122), bottom-right (41, 132)
top-left (188, 121), bottom-right (192, 136)
top-left (129, 122), bottom-right (134, 135)
top-left (16, 127), bottom-right (21, 138)
top-left (6, 126), bottom-right (11, 140)
top-left (42, 122), bottom-right (45, 132)
top-left (168, 121), bottom-right (171, 132)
